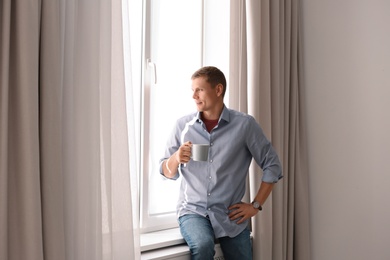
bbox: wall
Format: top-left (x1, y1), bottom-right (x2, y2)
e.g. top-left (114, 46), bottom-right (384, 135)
top-left (301, 1), bottom-right (390, 259)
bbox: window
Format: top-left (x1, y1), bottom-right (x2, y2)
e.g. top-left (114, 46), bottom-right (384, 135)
top-left (130, 0), bottom-right (230, 233)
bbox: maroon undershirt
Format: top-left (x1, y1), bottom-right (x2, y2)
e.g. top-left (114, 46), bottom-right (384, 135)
top-left (201, 115), bottom-right (219, 133)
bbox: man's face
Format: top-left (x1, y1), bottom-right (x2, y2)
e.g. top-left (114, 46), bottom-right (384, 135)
top-left (191, 76), bottom-right (220, 112)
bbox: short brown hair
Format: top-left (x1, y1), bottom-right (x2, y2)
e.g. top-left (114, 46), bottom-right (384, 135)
top-left (191, 66), bottom-right (227, 97)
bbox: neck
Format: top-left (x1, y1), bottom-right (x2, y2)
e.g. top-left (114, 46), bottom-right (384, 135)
top-left (202, 102), bottom-right (224, 120)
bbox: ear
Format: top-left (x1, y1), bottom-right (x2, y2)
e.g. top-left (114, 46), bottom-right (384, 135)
top-left (216, 83), bottom-right (224, 97)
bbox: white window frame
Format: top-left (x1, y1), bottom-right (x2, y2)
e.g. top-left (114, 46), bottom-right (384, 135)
top-left (138, 0), bottom-right (230, 233)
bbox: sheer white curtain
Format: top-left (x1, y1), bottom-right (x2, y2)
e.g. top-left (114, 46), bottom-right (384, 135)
top-left (0, 0), bottom-right (139, 259)
top-left (229, 1), bottom-right (310, 260)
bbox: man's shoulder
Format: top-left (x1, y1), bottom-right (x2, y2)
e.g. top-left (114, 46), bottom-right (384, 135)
top-left (176, 112), bottom-right (198, 125)
top-left (227, 108), bottom-right (255, 122)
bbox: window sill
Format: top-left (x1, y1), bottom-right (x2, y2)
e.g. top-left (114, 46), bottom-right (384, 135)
top-left (140, 228), bottom-right (186, 252)
top-left (140, 228), bottom-right (227, 260)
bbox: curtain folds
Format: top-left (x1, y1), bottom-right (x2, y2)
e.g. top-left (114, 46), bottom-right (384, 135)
top-left (0, 0), bottom-right (139, 259)
top-left (229, 0), bottom-right (310, 259)
top-left (1, 1), bottom-right (44, 259)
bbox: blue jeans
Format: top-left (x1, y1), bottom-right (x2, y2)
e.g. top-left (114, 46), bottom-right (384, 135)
top-left (178, 214), bottom-right (252, 260)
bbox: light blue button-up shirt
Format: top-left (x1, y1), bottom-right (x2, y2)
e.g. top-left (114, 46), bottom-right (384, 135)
top-left (160, 105), bottom-right (283, 238)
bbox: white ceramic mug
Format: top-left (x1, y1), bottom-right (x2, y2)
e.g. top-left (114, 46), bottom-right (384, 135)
top-left (191, 144), bottom-right (210, 161)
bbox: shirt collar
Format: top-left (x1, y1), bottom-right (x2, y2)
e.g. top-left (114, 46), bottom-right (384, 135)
top-left (219, 105), bottom-right (230, 123)
top-left (196, 104), bottom-right (230, 123)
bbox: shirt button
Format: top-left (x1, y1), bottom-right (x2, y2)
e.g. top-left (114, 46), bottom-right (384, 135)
top-left (208, 193), bottom-right (211, 196)
top-left (210, 142), bottom-right (214, 146)
top-left (209, 159), bottom-right (213, 163)
top-left (208, 208), bottom-right (211, 211)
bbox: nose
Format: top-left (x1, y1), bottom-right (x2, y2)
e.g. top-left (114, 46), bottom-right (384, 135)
top-left (192, 90), bottom-right (197, 100)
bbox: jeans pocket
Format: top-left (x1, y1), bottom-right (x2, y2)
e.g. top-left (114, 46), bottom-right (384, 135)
top-left (178, 214), bottom-right (195, 226)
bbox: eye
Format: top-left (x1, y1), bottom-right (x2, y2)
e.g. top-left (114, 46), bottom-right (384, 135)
top-left (192, 88), bottom-right (203, 93)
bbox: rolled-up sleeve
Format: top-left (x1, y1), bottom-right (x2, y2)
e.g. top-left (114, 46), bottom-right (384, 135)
top-left (247, 117), bottom-right (283, 183)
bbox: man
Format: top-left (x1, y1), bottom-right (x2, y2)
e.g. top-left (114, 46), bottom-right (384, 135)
top-left (159, 66), bottom-right (283, 260)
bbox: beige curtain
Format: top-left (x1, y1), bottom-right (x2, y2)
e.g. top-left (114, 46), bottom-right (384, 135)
top-left (229, 0), bottom-right (310, 259)
top-left (0, 0), bottom-right (139, 259)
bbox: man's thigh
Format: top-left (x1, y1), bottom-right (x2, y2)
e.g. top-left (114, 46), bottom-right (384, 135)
top-left (178, 214), bottom-right (215, 260)
top-left (218, 228), bottom-right (252, 260)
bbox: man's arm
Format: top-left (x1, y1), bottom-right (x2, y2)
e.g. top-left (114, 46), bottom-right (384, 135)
top-left (162, 141), bottom-right (192, 178)
top-left (162, 153), bottom-right (180, 178)
top-left (228, 181), bottom-right (274, 224)
top-left (253, 181), bottom-right (274, 207)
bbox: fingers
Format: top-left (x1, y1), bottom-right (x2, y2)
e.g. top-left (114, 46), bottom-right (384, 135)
top-left (228, 203), bottom-right (257, 224)
top-left (228, 204), bottom-right (243, 220)
top-left (229, 210), bottom-right (246, 224)
top-left (176, 142), bottom-right (192, 163)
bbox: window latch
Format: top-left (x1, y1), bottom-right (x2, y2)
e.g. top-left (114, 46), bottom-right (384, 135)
top-left (147, 59), bottom-right (157, 84)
